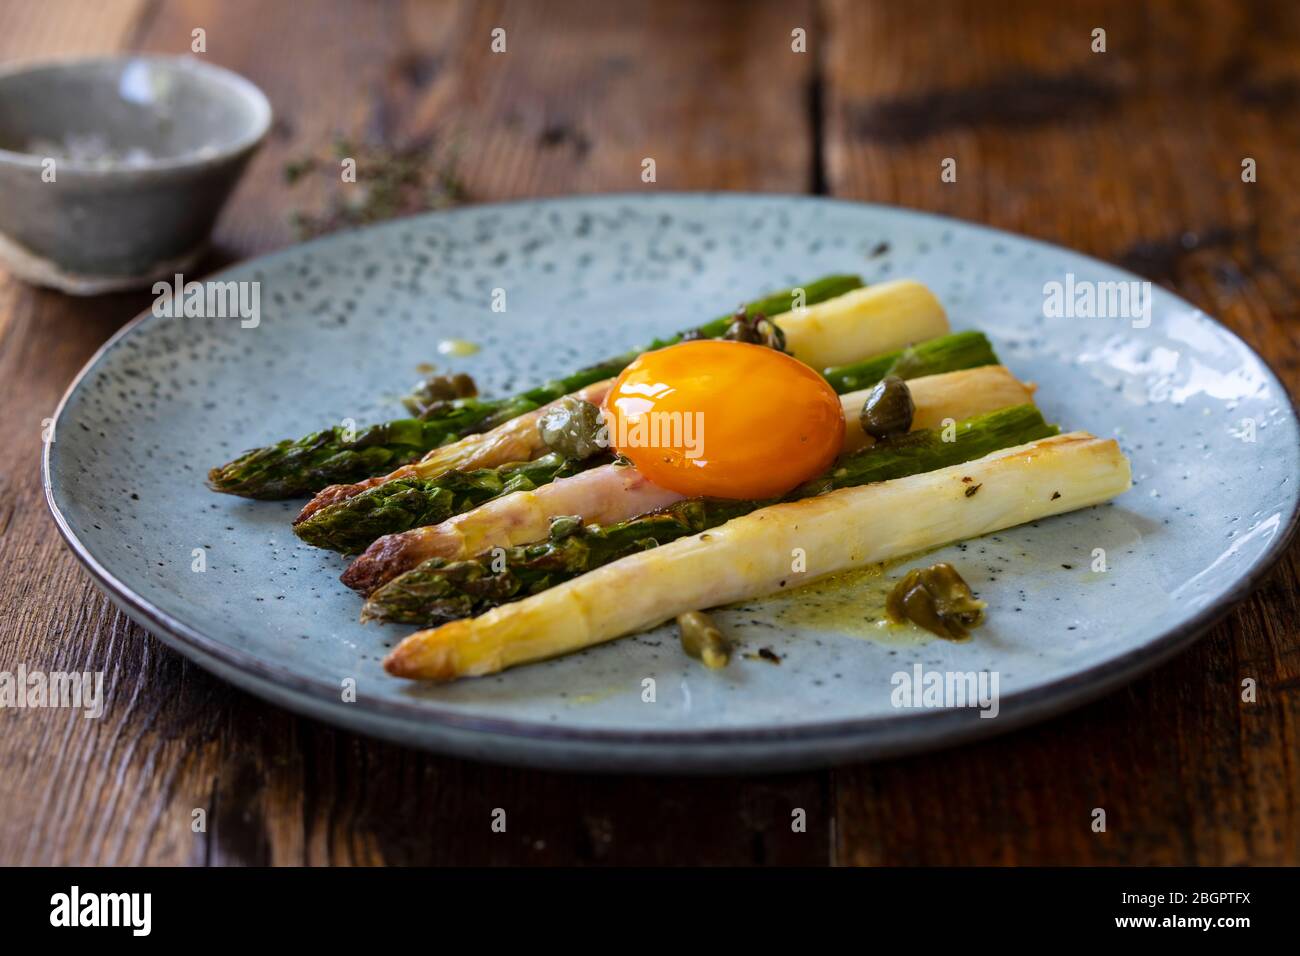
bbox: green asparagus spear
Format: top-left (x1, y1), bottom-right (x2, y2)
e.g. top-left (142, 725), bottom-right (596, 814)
top-left (298, 329), bottom-right (1002, 553)
top-left (208, 413), bottom-right (482, 501)
top-left (208, 274), bottom-right (863, 500)
top-left (294, 451), bottom-right (611, 553)
top-left (361, 404), bottom-right (1058, 625)
top-left (822, 330), bottom-right (996, 394)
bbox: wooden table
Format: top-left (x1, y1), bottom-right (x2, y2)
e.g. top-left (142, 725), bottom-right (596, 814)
top-left (1, 0), bottom-right (1296, 866)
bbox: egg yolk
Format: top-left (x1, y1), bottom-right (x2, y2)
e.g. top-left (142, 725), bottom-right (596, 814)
top-left (604, 340), bottom-right (845, 500)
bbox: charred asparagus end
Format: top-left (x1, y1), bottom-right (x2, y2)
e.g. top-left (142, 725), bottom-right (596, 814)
top-left (342, 530), bottom-right (435, 595)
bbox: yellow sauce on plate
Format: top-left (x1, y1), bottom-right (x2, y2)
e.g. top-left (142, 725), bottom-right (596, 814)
top-left (763, 562), bottom-right (934, 645)
top-left (437, 338), bottom-right (480, 357)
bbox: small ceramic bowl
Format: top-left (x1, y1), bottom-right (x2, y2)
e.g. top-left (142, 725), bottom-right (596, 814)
top-left (0, 56), bottom-right (271, 294)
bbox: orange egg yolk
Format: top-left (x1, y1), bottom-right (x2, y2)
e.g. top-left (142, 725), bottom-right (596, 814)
top-left (603, 340), bottom-right (845, 500)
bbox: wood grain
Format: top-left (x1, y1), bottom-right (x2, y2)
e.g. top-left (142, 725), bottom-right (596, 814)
top-left (823, 0), bottom-right (1300, 865)
top-left (0, 0), bottom-right (1296, 865)
top-left (0, 0), bottom-right (827, 867)
top-left (0, 0), bottom-right (149, 61)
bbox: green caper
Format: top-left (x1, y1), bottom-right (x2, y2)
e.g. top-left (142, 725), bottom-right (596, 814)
top-left (676, 610), bottom-right (731, 668)
top-left (884, 562), bottom-right (986, 641)
top-left (403, 372), bottom-right (478, 417)
top-left (547, 514), bottom-right (585, 541)
top-left (722, 310), bottom-right (787, 352)
top-left (859, 375), bottom-right (915, 440)
top-left (538, 397), bottom-right (609, 460)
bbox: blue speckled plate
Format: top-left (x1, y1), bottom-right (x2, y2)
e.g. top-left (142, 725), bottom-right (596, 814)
top-left (44, 195), bottom-right (1300, 771)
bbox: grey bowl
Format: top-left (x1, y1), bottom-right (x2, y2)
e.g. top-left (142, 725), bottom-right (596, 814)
top-left (0, 55), bottom-right (271, 294)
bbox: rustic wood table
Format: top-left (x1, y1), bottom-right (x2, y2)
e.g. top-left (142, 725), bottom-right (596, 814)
top-left (1, 0), bottom-right (1296, 866)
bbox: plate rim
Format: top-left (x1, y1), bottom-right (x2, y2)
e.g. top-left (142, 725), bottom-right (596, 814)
top-left (42, 191), bottom-right (1300, 751)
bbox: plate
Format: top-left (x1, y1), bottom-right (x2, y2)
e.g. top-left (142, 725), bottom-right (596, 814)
top-left (44, 194), bottom-right (1300, 771)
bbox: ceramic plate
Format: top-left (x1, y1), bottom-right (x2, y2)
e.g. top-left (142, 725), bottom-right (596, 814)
top-left (44, 195), bottom-right (1300, 771)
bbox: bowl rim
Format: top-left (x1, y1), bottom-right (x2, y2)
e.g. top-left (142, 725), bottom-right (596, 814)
top-left (0, 53), bottom-right (272, 174)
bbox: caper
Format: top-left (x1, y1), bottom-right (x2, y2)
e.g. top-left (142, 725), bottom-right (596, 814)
top-left (859, 375), bottom-right (915, 440)
top-left (722, 310), bottom-right (787, 352)
top-left (547, 514), bottom-right (585, 541)
top-left (538, 397), bottom-right (609, 460)
top-left (677, 610), bottom-right (731, 668)
top-left (403, 372), bottom-right (478, 417)
top-left (884, 562), bottom-right (986, 641)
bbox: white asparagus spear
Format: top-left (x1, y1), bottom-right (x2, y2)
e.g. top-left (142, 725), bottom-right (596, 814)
top-left (341, 365), bottom-right (1034, 593)
top-left (773, 279), bottom-right (948, 369)
top-left (384, 431), bottom-right (1131, 681)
